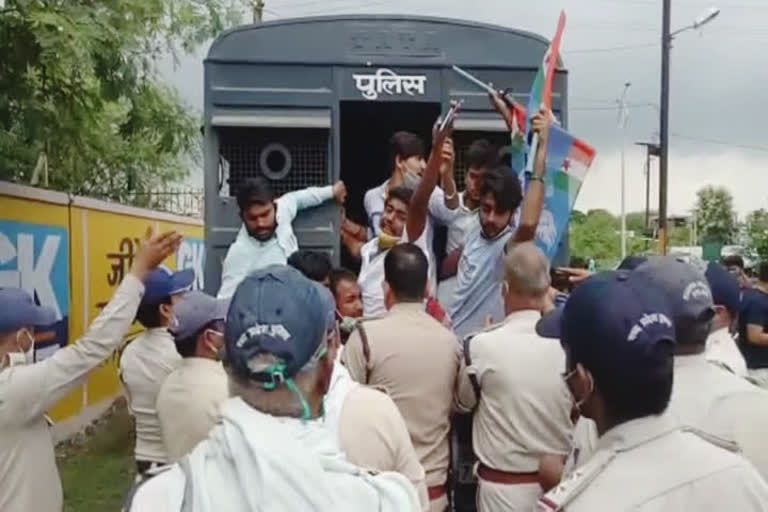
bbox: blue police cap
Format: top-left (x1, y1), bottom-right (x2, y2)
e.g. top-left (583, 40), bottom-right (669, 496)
top-left (169, 291), bottom-right (229, 341)
top-left (538, 272), bottom-right (676, 373)
top-left (0, 288), bottom-right (57, 334)
top-left (225, 265), bottom-right (334, 386)
top-left (142, 267), bottom-right (195, 305)
top-left (705, 261), bottom-right (741, 315)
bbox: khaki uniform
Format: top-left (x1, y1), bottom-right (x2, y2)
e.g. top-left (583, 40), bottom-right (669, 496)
top-left (537, 414), bottom-right (768, 511)
top-left (456, 311), bottom-right (574, 511)
top-left (667, 353), bottom-right (768, 480)
top-left (0, 275), bottom-right (144, 512)
top-left (342, 302), bottom-right (459, 512)
top-left (339, 385), bottom-right (430, 511)
top-left (156, 357), bottom-right (229, 462)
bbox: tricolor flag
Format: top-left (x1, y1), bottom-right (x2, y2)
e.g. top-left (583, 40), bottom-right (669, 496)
top-left (525, 10), bottom-right (567, 167)
top-left (533, 124), bottom-right (597, 259)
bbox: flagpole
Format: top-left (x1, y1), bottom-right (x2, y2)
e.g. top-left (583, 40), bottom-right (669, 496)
top-left (619, 82), bottom-right (631, 260)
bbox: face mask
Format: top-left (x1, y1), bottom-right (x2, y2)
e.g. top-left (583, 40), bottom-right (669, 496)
top-left (6, 329), bottom-right (35, 367)
top-left (402, 170), bottom-right (422, 191)
top-left (562, 367), bottom-right (593, 414)
top-left (206, 330), bottom-right (225, 361)
top-left (378, 232), bottom-right (399, 251)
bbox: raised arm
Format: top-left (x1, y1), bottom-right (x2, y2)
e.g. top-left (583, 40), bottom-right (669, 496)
top-left (6, 228), bottom-right (181, 425)
top-left (439, 138), bottom-right (459, 211)
top-left (406, 117), bottom-right (455, 242)
top-left (511, 108), bottom-right (551, 245)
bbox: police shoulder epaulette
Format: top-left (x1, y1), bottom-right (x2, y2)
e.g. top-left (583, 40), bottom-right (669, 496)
top-left (536, 448), bottom-right (615, 511)
top-left (682, 426), bottom-right (741, 453)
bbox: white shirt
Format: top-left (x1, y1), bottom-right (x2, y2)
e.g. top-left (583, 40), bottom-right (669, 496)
top-left (218, 185), bottom-right (334, 298)
top-left (706, 327), bottom-right (748, 378)
top-left (539, 414), bottom-right (768, 511)
top-left (457, 310), bottom-right (574, 472)
top-left (358, 228), bottom-right (432, 317)
top-left (0, 275), bottom-right (144, 512)
top-left (667, 353), bottom-right (768, 480)
top-left (156, 357), bottom-right (229, 462)
top-left (120, 327), bottom-right (181, 463)
top-left (127, 398), bottom-right (421, 512)
top-left (446, 192), bottom-right (478, 253)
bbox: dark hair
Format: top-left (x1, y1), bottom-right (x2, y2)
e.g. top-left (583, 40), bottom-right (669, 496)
top-left (569, 257), bottom-right (588, 269)
top-left (466, 139), bottom-right (499, 171)
top-left (386, 186), bottom-right (413, 208)
top-left (174, 320), bottom-right (225, 358)
top-left (480, 167), bottom-right (523, 213)
top-left (329, 267), bottom-right (358, 298)
top-left (236, 177), bottom-right (275, 212)
top-left (759, 261), bottom-right (768, 282)
top-left (384, 243), bottom-right (428, 302)
top-left (572, 340), bottom-right (674, 424)
top-left (287, 250), bottom-right (332, 283)
top-left (388, 131), bottom-right (424, 172)
top-left (722, 255), bottom-right (745, 270)
top-left (135, 297), bottom-right (171, 329)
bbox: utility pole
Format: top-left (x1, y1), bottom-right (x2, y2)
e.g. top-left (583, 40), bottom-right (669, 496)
top-left (659, 0), bottom-right (671, 255)
top-left (252, 0), bottom-right (264, 22)
top-left (619, 83), bottom-right (631, 260)
top-left (635, 141), bottom-right (661, 230)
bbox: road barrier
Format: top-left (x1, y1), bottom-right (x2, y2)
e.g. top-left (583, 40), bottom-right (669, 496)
top-left (0, 181), bottom-right (204, 441)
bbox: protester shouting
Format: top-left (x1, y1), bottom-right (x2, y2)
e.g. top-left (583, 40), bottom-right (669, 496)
top-left (0, 227), bottom-right (182, 512)
top-left (447, 108), bottom-right (551, 338)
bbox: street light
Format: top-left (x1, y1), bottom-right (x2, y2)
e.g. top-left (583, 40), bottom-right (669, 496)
top-left (618, 83), bottom-right (631, 260)
top-left (659, 5), bottom-right (720, 255)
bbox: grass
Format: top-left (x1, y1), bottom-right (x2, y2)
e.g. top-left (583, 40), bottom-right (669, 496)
top-left (57, 399), bottom-right (136, 512)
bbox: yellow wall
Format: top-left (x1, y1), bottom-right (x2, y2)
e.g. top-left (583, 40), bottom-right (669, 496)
top-left (0, 184), bottom-right (203, 425)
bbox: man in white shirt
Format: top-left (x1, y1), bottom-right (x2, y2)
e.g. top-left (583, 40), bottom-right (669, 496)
top-left (0, 228), bottom-right (181, 512)
top-left (359, 123), bottom-right (456, 316)
top-left (704, 261), bottom-right (748, 377)
top-left (120, 267), bottom-right (193, 475)
top-left (157, 291), bottom-right (229, 462)
top-left (218, 176), bottom-right (347, 298)
top-left (126, 265), bottom-right (420, 512)
top-left (364, 131), bottom-right (458, 240)
top-left (456, 243), bottom-right (573, 511)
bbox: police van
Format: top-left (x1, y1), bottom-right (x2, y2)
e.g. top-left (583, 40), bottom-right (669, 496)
top-left (202, 15), bottom-right (569, 510)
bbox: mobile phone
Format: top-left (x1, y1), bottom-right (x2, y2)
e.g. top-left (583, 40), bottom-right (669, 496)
top-left (438, 100), bottom-right (463, 134)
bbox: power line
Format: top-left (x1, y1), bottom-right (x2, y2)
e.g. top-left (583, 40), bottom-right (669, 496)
top-left (670, 134), bottom-right (768, 153)
top-left (564, 42), bottom-right (658, 54)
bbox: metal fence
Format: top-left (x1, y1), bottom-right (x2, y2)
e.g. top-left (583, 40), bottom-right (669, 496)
top-left (130, 187), bottom-right (204, 218)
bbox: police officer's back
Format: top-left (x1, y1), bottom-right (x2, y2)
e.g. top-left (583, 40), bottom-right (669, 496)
top-left (536, 271), bottom-right (768, 511)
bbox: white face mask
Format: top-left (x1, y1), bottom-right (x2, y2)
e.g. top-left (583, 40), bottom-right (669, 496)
top-left (402, 170), bottom-right (422, 191)
top-left (6, 329), bottom-right (35, 367)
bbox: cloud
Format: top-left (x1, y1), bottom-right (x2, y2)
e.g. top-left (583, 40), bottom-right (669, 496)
top-left (576, 146), bottom-right (768, 218)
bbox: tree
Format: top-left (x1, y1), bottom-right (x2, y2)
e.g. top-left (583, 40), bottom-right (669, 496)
top-left (0, 1), bottom-right (244, 202)
top-left (569, 209), bottom-right (621, 268)
top-left (745, 209), bottom-right (768, 261)
top-left (694, 186), bottom-right (737, 244)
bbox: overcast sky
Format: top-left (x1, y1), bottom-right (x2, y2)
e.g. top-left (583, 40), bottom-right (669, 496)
top-left (161, 0), bottom-right (768, 218)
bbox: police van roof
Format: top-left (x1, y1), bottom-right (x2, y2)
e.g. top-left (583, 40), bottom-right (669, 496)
top-left (207, 15), bottom-right (556, 69)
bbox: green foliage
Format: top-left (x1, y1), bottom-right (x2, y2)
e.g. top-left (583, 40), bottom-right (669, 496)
top-left (694, 186), bottom-right (737, 244)
top-left (569, 209), bottom-right (621, 268)
top-left (0, 0), bottom-right (244, 201)
top-left (745, 209), bottom-right (768, 261)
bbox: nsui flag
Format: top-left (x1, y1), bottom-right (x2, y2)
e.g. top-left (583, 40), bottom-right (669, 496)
top-left (532, 124), bottom-right (596, 259)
